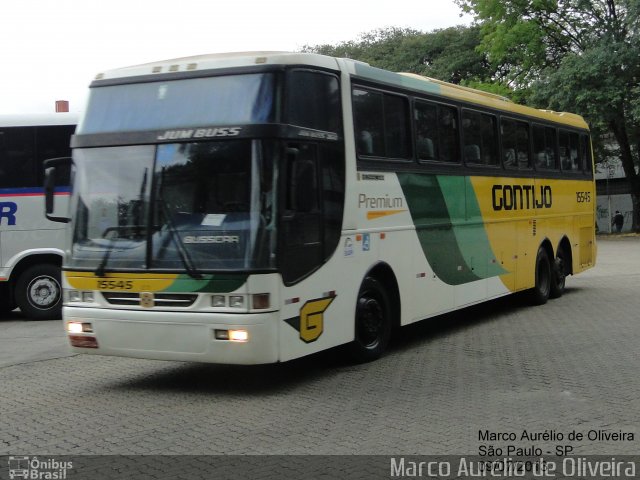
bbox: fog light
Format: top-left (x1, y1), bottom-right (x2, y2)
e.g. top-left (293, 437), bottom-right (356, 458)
top-left (211, 295), bottom-right (226, 307)
top-left (252, 293), bottom-right (270, 309)
top-left (68, 322), bottom-right (93, 333)
top-left (67, 322), bottom-right (83, 334)
top-left (214, 329), bottom-right (229, 340)
top-left (229, 295), bottom-right (244, 308)
top-left (229, 329), bottom-right (248, 342)
top-left (214, 329), bottom-right (248, 342)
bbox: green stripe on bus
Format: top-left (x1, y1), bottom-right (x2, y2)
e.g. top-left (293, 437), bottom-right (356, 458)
top-left (163, 274), bottom-right (248, 293)
top-left (353, 64), bottom-right (440, 95)
top-left (397, 173), bottom-right (505, 285)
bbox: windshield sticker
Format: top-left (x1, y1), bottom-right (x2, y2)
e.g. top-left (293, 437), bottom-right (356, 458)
top-left (201, 214), bottom-right (226, 226)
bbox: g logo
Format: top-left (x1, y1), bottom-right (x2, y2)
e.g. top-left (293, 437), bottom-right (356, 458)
top-left (284, 296), bottom-right (336, 343)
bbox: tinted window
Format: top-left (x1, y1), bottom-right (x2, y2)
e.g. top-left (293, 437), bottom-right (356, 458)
top-left (36, 125), bottom-right (74, 185)
top-left (287, 70), bottom-right (341, 133)
top-left (559, 130), bottom-right (581, 173)
top-left (581, 134), bottom-right (593, 174)
top-left (383, 94), bottom-right (411, 158)
top-left (0, 127), bottom-right (36, 187)
top-left (533, 125), bottom-right (557, 170)
top-left (415, 101), bottom-right (460, 163)
top-left (80, 74), bottom-right (276, 134)
top-left (353, 88), bottom-right (411, 159)
top-left (462, 110), bottom-right (498, 166)
top-left (353, 89), bottom-right (385, 156)
top-left (501, 118), bottom-right (531, 169)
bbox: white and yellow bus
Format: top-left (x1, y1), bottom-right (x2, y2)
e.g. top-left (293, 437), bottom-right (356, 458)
top-left (45, 52), bottom-right (595, 363)
top-left (0, 113), bottom-right (76, 319)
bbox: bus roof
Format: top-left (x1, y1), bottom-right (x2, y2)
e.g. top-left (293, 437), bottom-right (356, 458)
top-left (92, 51), bottom-right (341, 81)
top-left (0, 112), bottom-right (78, 127)
top-left (91, 51), bottom-right (588, 130)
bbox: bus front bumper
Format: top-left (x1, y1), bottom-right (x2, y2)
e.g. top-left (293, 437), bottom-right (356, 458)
top-left (63, 307), bottom-right (280, 365)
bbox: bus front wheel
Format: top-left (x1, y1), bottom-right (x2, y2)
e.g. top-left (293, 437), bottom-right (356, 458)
top-left (530, 247), bottom-right (551, 305)
top-left (15, 264), bottom-right (62, 320)
top-left (348, 277), bottom-right (392, 362)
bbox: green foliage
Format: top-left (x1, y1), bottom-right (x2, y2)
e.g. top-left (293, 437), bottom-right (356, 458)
top-left (459, 0), bottom-right (640, 229)
top-left (302, 25), bottom-right (494, 85)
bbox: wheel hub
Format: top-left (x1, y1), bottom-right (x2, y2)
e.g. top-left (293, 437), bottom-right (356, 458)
top-left (28, 276), bottom-right (59, 307)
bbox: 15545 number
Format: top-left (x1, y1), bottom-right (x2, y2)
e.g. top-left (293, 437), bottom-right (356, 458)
top-left (576, 191), bottom-right (591, 203)
top-left (97, 280), bottom-right (134, 290)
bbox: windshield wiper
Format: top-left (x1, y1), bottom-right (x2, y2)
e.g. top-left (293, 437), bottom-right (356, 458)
top-left (95, 237), bottom-right (115, 277)
top-left (157, 170), bottom-right (203, 279)
top-left (94, 227), bottom-right (146, 277)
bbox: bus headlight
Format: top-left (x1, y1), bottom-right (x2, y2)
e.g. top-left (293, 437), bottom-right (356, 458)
top-left (229, 295), bottom-right (245, 308)
top-left (66, 289), bottom-right (95, 304)
top-left (67, 290), bottom-right (82, 302)
top-left (211, 295), bottom-right (226, 307)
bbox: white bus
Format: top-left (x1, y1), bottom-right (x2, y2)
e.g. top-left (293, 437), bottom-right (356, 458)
top-left (0, 113), bottom-right (77, 319)
top-left (46, 52), bottom-right (595, 363)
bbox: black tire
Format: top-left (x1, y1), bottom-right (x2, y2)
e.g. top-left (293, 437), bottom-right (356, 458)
top-left (348, 277), bottom-right (392, 363)
top-left (15, 264), bottom-right (62, 320)
top-left (549, 246), bottom-right (567, 299)
top-left (0, 283), bottom-right (16, 314)
top-left (530, 247), bottom-right (551, 305)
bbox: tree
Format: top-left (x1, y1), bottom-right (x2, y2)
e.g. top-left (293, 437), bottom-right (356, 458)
top-left (457, 0), bottom-right (640, 231)
top-left (302, 25), bottom-right (493, 85)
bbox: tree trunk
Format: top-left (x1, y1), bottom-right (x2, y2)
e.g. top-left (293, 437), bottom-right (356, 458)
top-left (609, 117), bottom-right (640, 232)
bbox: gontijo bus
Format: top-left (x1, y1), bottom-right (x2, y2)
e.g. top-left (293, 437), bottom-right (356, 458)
top-left (45, 52), bottom-right (595, 364)
top-left (0, 113), bottom-right (76, 319)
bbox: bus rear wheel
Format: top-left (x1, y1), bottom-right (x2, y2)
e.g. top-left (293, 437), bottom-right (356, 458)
top-left (348, 277), bottom-right (392, 363)
top-left (550, 246), bottom-right (567, 299)
top-left (530, 247), bottom-right (551, 305)
top-left (15, 264), bottom-right (62, 320)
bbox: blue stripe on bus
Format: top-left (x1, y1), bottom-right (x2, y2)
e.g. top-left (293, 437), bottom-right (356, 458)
top-left (0, 187), bottom-right (71, 196)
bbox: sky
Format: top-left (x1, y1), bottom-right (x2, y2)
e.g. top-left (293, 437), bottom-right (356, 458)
top-left (1, 0), bottom-right (471, 115)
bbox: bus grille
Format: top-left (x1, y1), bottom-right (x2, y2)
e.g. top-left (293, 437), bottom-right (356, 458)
top-left (102, 292), bottom-right (198, 308)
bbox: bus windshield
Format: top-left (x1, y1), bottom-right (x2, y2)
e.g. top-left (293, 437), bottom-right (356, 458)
top-left (78, 73), bottom-right (275, 134)
top-left (69, 139), bottom-right (277, 272)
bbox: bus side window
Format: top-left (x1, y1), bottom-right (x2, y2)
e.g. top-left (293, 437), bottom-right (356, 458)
top-left (580, 134), bottom-right (593, 173)
top-left (501, 118), bottom-right (530, 169)
top-left (352, 87), bottom-right (411, 160)
top-left (36, 125), bottom-right (75, 185)
top-left (0, 127), bottom-right (37, 188)
top-left (286, 70), bottom-right (342, 134)
top-left (353, 88), bottom-right (385, 157)
top-left (533, 125), bottom-right (558, 170)
top-left (462, 110), bottom-right (498, 166)
top-left (415, 101), bottom-right (437, 161)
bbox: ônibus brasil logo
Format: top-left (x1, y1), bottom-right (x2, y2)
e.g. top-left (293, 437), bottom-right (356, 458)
top-left (7, 456), bottom-right (73, 479)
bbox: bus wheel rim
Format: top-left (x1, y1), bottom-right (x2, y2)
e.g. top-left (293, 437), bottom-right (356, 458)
top-left (357, 296), bottom-right (383, 348)
top-left (27, 276), bottom-right (60, 308)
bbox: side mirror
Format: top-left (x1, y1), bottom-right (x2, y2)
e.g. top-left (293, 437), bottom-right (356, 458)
top-left (43, 157), bottom-right (72, 223)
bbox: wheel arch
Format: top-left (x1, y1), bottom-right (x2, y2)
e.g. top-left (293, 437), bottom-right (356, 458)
top-left (556, 236), bottom-right (574, 276)
top-left (9, 253), bottom-right (63, 285)
top-left (539, 238), bottom-right (554, 267)
top-left (363, 262), bottom-right (401, 329)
